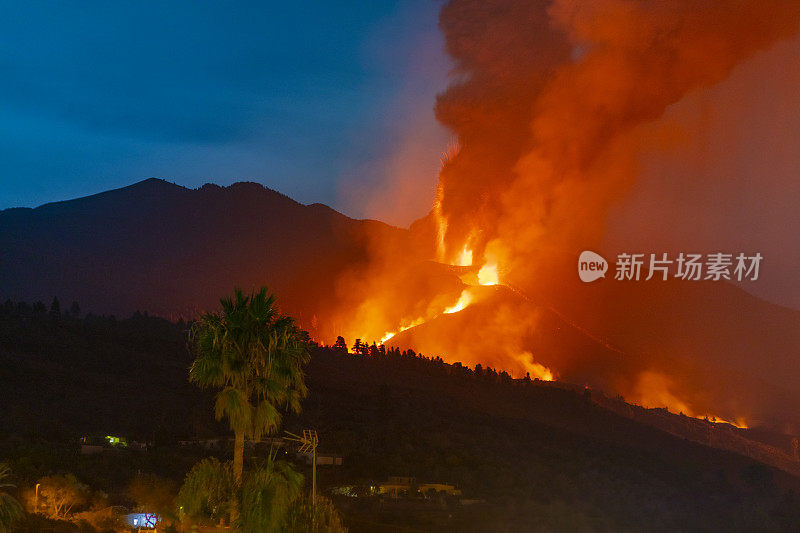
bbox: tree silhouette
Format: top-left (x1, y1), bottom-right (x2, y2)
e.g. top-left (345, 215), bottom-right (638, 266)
top-left (37, 473), bottom-right (87, 519)
top-left (286, 495), bottom-right (347, 533)
top-left (189, 287), bottom-right (309, 482)
top-left (32, 301), bottom-right (46, 317)
top-left (178, 455), bottom-right (306, 532)
top-left (49, 297), bottom-right (61, 322)
top-left (239, 457), bottom-right (303, 532)
top-left (333, 336), bottom-right (347, 353)
top-left (178, 458), bottom-right (236, 525)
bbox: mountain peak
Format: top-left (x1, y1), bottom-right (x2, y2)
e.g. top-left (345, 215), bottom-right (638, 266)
top-left (124, 177), bottom-right (185, 192)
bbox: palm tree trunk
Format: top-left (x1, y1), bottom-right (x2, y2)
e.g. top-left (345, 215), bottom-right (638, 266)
top-left (231, 431), bottom-right (245, 526)
top-left (233, 431), bottom-right (245, 481)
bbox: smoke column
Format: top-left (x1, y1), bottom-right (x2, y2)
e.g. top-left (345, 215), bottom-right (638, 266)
top-left (435, 0), bottom-right (800, 284)
top-left (335, 0), bottom-right (800, 428)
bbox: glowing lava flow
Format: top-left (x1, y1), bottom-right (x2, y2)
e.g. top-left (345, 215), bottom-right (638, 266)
top-left (370, 244), bottom-right (487, 344)
top-left (633, 372), bottom-right (748, 428)
top-left (367, 242), bottom-right (746, 425)
top-left (380, 317), bottom-right (426, 344)
top-left (515, 352), bottom-right (554, 381)
top-left (454, 245), bottom-right (473, 266)
top-left (705, 416), bottom-right (748, 429)
top-left (370, 241), bottom-right (556, 382)
top-left (477, 262), bottom-right (498, 285)
top-left (444, 288), bottom-right (474, 314)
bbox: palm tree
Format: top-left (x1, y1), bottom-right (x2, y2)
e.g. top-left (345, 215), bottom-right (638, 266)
top-left (0, 463), bottom-right (23, 533)
top-left (239, 457), bottom-right (303, 533)
top-left (178, 458), bottom-right (236, 525)
top-left (189, 287), bottom-right (309, 482)
top-left (286, 495), bottom-right (348, 533)
top-left (178, 455), bottom-right (305, 532)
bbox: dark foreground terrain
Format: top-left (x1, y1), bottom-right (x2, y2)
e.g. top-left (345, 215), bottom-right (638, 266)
top-left (2, 300), bottom-right (800, 531)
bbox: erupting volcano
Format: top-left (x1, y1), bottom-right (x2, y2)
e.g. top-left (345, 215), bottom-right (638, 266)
top-left (7, 2), bottom-right (800, 530)
top-left (332, 0), bottom-right (800, 433)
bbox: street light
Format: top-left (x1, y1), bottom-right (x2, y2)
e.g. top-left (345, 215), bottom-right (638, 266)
top-left (34, 483), bottom-right (40, 514)
top-left (284, 429), bottom-right (319, 507)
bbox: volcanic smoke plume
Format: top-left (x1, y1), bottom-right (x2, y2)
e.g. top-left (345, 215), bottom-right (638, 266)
top-left (435, 0), bottom-right (800, 278)
top-left (336, 0), bottom-right (800, 429)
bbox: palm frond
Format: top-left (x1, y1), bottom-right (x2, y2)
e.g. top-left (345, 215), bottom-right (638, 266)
top-left (178, 458), bottom-right (235, 520)
top-left (251, 400), bottom-right (281, 441)
top-left (189, 287), bottom-right (310, 439)
top-left (238, 457), bottom-right (303, 533)
top-left (0, 464), bottom-right (23, 532)
top-left (214, 387), bottom-right (252, 431)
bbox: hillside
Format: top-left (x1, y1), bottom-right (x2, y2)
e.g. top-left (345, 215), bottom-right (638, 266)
top-left (388, 278), bottom-right (800, 432)
top-left (2, 303), bottom-right (800, 531)
top-left (2, 179), bottom-right (799, 433)
top-left (0, 179), bottom-right (409, 335)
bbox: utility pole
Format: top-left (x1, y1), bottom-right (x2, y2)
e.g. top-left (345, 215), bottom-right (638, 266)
top-left (285, 429), bottom-right (319, 507)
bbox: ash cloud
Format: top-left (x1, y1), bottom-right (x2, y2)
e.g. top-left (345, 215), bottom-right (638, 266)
top-left (436, 0), bottom-right (800, 283)
top-left (338, 0), bottom-right (800, 429)
top-left (429, 0), bottom-right (800, 426)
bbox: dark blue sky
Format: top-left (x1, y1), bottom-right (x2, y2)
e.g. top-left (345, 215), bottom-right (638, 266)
top-left (0, 0), bottom-right (450, 225)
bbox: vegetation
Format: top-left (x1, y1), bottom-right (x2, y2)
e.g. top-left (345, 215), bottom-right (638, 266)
top-left (182, 287), bottom-right (343, 531)
top-left (188, 287), bottom-right (309, 481)
top-left (36, 473), bottom-right (88, 519)
top-left (238, 456), bottom-right (304, 532)
top-left (178, 457), bottom-right (236, 524)
top-left (3, 298), bottom-right (800, 530)
top-left (287, 495), bottom-right (347, 533)
top-left (0, 463), bottom-right (23, 533)
top-left (178, 454), bottom-right (343, 532)
top-left (0, 297), bottom-right (201, 441)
